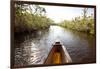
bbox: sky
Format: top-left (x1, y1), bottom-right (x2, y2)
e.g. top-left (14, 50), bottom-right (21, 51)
top-left (18, 0), bottom-right (94, 23)
top-left (40, 5), bottom-right (94, 23)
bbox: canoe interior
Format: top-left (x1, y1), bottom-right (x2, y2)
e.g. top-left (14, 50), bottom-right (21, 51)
top-left (44, 42), bottom-right (72, 64)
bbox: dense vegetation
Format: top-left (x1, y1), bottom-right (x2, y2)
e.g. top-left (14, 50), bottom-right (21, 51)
top-left (59, 8), bottom-right (95, 35)
top-left (15, 4), bottom-right (95, 35)
top-left (15, 4), bottom-right (54, 33)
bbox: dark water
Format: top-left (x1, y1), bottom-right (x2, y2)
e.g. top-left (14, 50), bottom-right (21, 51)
top-left (14, 25), bottom-right (96, 66)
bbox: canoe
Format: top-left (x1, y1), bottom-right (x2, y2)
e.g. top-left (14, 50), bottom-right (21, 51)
top-left (44, 41), bottom-right (72, 64)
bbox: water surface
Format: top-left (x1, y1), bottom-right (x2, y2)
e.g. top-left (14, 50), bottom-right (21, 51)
top-left (14, 25), bottom-right (96, 66)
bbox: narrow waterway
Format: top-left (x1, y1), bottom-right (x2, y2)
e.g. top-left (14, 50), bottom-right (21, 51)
top-left (14, 25), bottom-right (96, 66)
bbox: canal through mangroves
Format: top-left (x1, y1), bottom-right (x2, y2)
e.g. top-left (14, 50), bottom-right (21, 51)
top-left (14, 25), bottom-right (96, 66)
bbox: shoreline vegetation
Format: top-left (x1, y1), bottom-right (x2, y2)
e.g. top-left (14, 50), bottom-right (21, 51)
top-left (15, 4), bottom-right (95, 35)
top-left (58, 8), bottom-right (94, 35)
top-left (15, 4), bottom-right (54, 34)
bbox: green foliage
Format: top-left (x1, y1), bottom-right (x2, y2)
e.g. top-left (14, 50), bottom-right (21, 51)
top-left (15, 4), bottom-right (54, 33)
top-left (59, 8), bottom-right (95, 35)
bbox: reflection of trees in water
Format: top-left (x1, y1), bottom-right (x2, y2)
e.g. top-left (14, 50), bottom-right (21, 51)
top-left (14, 29), bottom-right (49, 45)
top-left (14, 29), bottom-right (50, 66)
top-left (14, 42), bottom-right (32, 66)
top-left (66, 29), bottom-right (95, 63)
top-left (14, 26), bottom-right (95, 66)
top-left (54, 27), bottom-right (95, 63)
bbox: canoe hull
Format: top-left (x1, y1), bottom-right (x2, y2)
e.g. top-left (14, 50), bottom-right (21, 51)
top-left (44, 42), bottom-right (72, 64)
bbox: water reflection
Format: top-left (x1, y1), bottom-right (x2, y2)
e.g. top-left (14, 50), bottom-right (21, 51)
top-left (14, 25), bottom-right (95, 66)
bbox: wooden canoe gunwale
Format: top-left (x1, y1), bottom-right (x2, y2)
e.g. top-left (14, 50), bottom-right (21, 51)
top-left (44, 42), bottom-right (72, 64)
